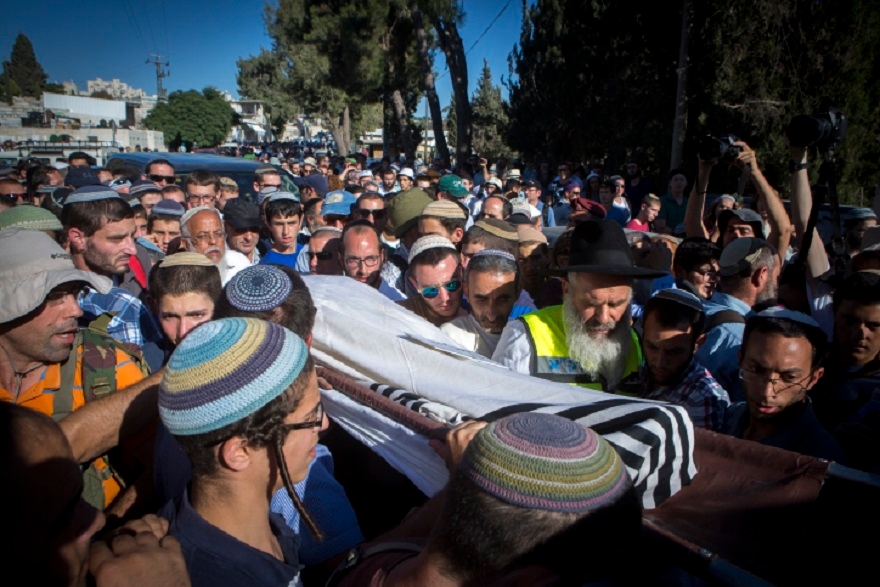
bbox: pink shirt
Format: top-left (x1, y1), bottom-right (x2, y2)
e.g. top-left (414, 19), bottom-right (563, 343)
top-left (626, 217), bottom-right (650, 231)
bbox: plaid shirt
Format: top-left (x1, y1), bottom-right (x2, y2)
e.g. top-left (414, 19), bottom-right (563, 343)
top-left (79, 286), bottom-right (163, 348)
top-left (641, 359), bottom-right (731, 432)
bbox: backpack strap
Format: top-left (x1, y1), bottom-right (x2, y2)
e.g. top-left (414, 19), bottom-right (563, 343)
top-left (704, 309), bottom-right (746, 332)
top-left (54, 331), bottom-right (84, 422)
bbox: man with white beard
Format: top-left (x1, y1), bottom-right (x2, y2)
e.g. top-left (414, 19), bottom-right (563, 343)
top-left (492, 220), bottom-right (665, 390)
top-left (180, 207), bottom-right (249, 285)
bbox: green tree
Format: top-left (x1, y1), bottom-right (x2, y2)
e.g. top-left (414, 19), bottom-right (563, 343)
top-left (0, 61), bottom-right (21, 104)
top-left (236, 49), bottom-right (299, 133)
top-left (45, 82), bottom-right (64, 94)
top-left (471, 60), bottom-right (511, 161)
top-left (143, 88), bottom-right (237, 148)
top-left (7, 34), bottom-right (48, 98)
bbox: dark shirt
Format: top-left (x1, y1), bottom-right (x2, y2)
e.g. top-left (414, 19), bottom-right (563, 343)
top-left (722, 399), bottom-right (847, 463)
top-left (161, 490), bottom-right (303, 587)
top-left (811, 360), bottom-right (880, 429)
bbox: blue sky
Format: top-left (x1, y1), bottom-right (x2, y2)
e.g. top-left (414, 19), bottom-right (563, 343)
top-left (1, 1), bottom-right (520, 110)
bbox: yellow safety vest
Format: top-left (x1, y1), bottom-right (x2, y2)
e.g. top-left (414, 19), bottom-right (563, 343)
top-left (520, 305), bottom-right (641, 391)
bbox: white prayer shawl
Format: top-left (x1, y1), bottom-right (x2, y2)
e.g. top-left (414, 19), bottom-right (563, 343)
top-left (306, 275), bottom-right (696, 509)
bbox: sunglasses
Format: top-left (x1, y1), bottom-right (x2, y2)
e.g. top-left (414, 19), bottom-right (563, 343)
top-left (418, 278), bottom-right (461, 299)
top-left (356, 208), bottom-right (386, 219)
top-left (149, 174), bottom-right (176, 183)
top-left (308, 250), bottom-right (333, 261)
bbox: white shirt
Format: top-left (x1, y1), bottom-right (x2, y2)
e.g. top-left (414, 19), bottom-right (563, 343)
top-left (490, 319), bottom-right (534, 374)
top-left (219, 249), bottom-right (250, 285)
top-left (441, 314), bottom-right (502, 359)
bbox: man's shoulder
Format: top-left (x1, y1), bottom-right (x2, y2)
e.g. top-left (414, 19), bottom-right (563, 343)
top-left (225, 249), bottom-right (250, 267)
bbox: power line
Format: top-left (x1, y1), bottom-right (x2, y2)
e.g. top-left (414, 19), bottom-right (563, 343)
top-left (435, 0), bottom-right (515, 83)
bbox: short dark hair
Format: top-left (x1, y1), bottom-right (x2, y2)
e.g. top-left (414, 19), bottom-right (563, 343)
top-left (145, 158), bottom-right (174, 175)
top-left (148, 262), bottom-right (222, 311)
top-left (146, 214), bottom-right (180, 233)
top-left (428, 470), bottom-right (640, 583)
top-left (420, 214), bottom-right (466, 236)
top-left (265, 198), bottom-right (302, 222)
top-left (410, 246), bottom-right (460, 271)
top-left (183, 169), bottom-right (220, 192)
top-left (833, 270), bottom-right (880, 309)
top-left (673, 237), bottom-right (721, 273)
top-left (643, 295), bottom-right (706, 341)
top-left (61, 197), bottom-right (134, 236)
top-left (215, 265), bottom-right (316, 339)
top-left (742, 316), bottom-right (827, 368)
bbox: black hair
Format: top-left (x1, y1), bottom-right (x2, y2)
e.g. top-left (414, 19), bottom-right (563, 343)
top-left (742, 316), bottom-right (827, 368)
top-left (673, 237), bottom-right (721, 272)
top-left (410, 246), bottom-right (461, 270)
top-left (643, 296), bottom-right (706, 340)
top-left (144, 158), bottom-right (174, 175)
top-left (265, 198), bottom-right (302, 222)
top-left (833, 271), bottom-right (880, 309)
top-left (60, 197), bottom-right (134, 236)
top-left (148, 262), bottom-right (222, 311)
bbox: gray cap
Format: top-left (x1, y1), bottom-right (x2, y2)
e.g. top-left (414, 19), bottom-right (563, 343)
top-left (64, 185), bottom-right (120, 205)
top-left (718, 237), bottom-right (769, 277)
top-left (651, 288), bottom-right (705, 314)
top-left (0, 228), bottom-right (111, 323)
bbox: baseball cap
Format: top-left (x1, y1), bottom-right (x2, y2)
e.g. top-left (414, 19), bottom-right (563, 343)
top-left (0, 228), bottom-right (111, 323)
top-left (223, 198), bottom-right (262, 230)
top-left (718, 237), bottom-right (769, 277)
top-left (437, 174), bottom-right (469, 198)
top-left (321, 190), bottom-right (357, 217)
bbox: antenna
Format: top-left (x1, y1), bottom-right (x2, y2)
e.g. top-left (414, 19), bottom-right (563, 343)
top-left (146, 54), bottom-right (170, 102)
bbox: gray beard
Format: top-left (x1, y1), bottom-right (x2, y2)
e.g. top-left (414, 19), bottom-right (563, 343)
top-left (562, 296), bottom-right (632, 389)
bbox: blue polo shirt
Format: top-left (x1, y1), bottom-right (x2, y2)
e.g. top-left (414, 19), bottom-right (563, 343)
top-left (696, 292), bottom-right (752, 402)
top-left (162, 490), bottom-right (303, 587)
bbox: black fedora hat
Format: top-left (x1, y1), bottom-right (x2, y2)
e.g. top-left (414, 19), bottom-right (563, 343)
top-left (556, 220), bottom-right (667, 278)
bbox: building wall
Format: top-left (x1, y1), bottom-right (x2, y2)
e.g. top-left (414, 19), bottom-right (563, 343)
top-left (0, 127), bottom-right (166, 151)
top-left (43, 93), bottom-right (127, 124)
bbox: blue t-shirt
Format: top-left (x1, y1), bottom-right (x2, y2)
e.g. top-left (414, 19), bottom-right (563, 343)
top-left (261, 249), bottom-right (300, 270)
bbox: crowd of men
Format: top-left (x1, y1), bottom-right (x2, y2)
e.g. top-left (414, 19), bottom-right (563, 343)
top-left (1, 139), bottom-right (879, 586)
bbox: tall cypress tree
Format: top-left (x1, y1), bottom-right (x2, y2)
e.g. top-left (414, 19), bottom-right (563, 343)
top-left (8, 34), bottom-right (47, 98)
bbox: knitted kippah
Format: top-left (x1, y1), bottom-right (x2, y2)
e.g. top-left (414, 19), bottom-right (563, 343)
top-left (474, 218), bottom-right (518, 241)
top-left (518, 226), bottom-right (548, 244)
top-left (152, 199), bottom-right (186, 217)
top-left (0, 206), bottom-right (63, 232)
top-left (472, 248), bottom-right (517, 263)
top-left (408, 234), bottom-right (457, 264)
top-left (159, 318), bottom-right (309, 436)
top-left (421, 199), bottom-right (466, 220)
top-left (755, 306), bottom-right (823, 331)
top-left (225, 265), bottom-right (293, 312)
top-left (64, 185), bottom-right (120, 205)
top-left (652, 288), bottom-right (704, 314)
top-left (267, 191), bottom-right (301, 203)
top-left (160, 252), bottom-right (218, 269)
top-left (458, 412), bottom-right (630, 513)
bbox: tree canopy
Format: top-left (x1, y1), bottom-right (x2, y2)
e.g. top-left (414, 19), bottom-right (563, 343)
top-left (0, 33), bottom-right (49, 102)
top-left (143, 88), bottom-right (238, 148)
top-left (471, 60), bottom-right (511, 161)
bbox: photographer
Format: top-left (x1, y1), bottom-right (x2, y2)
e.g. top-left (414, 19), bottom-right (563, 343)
top-left (684, 139), bottom-right (791, 267)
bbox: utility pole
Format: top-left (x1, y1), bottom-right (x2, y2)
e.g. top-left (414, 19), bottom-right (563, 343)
top-left (146, 54), bottom-right (170, 102)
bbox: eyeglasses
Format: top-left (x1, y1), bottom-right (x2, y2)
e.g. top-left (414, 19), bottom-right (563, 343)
top-left (186, 194), bottom-right (216, 205)
top-left (190, 231), bottom-right (225, 244)
top-left (280, 402), bottom-right (325, 432)
top-left (739, 368), bottom-right (814, 394)
top-left (45, 282), bottom-right (87, 305)
top-left (308, 250), bottom-right (333, 261)
top-left (149, 174), bottom-right (176, 183)
top-left (2, 193), bottom-right (25, 200)
top-left (418, 278), bottom-right (461, 299)
top-left (356, 208), bottom-right (386, 219)
top-left (344, 255), bottom-right (381, 269)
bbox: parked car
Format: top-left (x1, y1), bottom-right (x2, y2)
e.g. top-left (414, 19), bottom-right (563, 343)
top-left (107, 152), bottom-right (298, 202)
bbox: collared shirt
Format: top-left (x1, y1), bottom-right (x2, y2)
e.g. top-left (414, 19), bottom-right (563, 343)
top-left (696, 291), bottom-right (752, 402)
top-left (722, 399), bottom-right (847, 463)
top-left (162, 490), bottom-right (303, 587)
top-left (636, 359), bottom-right (730, 432)
top-left (79, 287), bottom-right (163, 349)
top-left (219, 250), bottom-right (250, 285)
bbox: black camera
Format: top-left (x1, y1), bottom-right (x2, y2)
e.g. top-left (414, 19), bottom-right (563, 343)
top-left (785, 106), bottom-right (847, 152)
top-left (697, 134), bottom-right (742, 163)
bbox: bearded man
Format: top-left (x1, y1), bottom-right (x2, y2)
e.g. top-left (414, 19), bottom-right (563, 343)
top-left (493, 220), bottom-right (665, 391)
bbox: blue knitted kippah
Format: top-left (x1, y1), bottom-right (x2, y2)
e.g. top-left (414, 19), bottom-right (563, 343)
top-left (225, 265), bottom-right (293, 312)
top-left (159, 317), bottom-right (308, 436)
top-left (458, 412), bottom-right (630, 513)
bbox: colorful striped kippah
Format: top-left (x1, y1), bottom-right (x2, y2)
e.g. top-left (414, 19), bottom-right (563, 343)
top-left (458, 412), bottom-right (630, 513)
top-left (159, 317), bottom-right (308, 436)
top-left (226, 265), bottom-right (293, 312)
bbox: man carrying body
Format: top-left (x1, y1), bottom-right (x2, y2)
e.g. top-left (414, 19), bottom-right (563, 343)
top-left (617, 289), bottom-right (729, 431)
top-left (695, 237), bottom-right (779, 401)
top-left (398, 235), bottom-right (467, 327)
top-left (441, 249), bottom-right (520, 357)
top-left (0, 229), bottom-right (156, 514)
top-left (722, 308), bottom-right (845, 461)
top-left (340, 220), bottom-right (404, 301)
top-left (180, 206), bottom-right (249, 285)
top-left (493, 220), bottom-right (663, 391)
